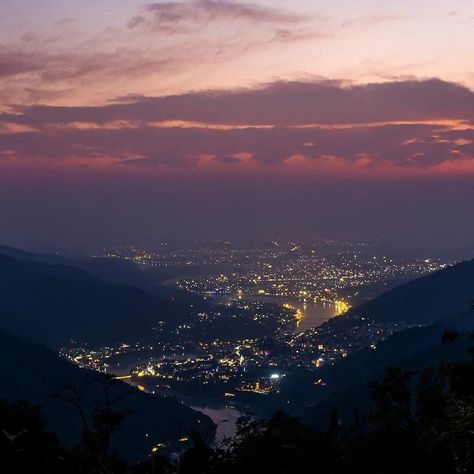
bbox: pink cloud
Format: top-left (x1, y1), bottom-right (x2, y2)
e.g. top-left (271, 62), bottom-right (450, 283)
top-left (1, 79), bottom-right (474, 174)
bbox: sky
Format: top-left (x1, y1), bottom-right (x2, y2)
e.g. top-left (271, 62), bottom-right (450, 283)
top-left (1, 0), bottom-right (474, 255)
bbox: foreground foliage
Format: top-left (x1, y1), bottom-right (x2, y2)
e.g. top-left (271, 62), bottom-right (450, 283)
top-left (2, 332), bottom-right (474, 473)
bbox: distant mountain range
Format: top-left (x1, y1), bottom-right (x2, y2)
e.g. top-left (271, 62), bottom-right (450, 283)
top-left (0, 252), bottom-right (198, 347)
top-left (0, 244), bottom-right (203, 301)
top-left (0, 246), bottom-right (276, 348)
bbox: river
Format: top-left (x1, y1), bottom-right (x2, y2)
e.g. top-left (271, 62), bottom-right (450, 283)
top-left (190, 405), bottom-right (243, 443)
top-left (212, 294), bottom-right (339, 332)
top-left (255, 295), bottom-right (338, 332)
top-left (161, 277), bottom-right (340, 332)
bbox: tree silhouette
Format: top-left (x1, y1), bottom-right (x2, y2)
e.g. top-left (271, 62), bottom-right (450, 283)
top-left (54, 373), bottom-right (133, 474)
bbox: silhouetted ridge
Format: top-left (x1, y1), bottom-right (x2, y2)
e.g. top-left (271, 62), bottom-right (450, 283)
top-left (0, 329), bottom-right (213, 461)
top-left (0, 252), bottom-right (189, 346)
top-left (342, 259), bottom-right (474, 325)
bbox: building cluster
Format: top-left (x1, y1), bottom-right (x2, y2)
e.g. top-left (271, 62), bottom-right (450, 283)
top-left (62, 316), bottom-right (412, 399)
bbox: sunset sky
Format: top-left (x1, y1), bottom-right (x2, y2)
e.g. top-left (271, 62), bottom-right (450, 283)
top-left (1, 1), bottom-right (474, 253)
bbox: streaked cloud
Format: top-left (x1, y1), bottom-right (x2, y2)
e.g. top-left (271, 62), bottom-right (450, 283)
top-left (0, 1), bottom-right (317, 109)
top-left (128, 0), bottom-right (306, 31)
